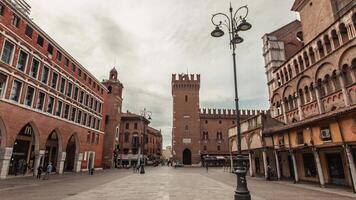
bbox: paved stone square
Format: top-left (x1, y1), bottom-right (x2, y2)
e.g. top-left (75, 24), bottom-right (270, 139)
top-left (0, 167), bottom-right (355, 200)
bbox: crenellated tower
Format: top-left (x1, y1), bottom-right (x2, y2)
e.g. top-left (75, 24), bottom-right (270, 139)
top-left (171, 74), bottom-right (201, 165)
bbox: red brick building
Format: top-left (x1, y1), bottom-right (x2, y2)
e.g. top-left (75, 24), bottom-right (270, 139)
top-left (171, 74), bottom-right (265, 165)
top-left (0, 0), bottom-right (107, 178)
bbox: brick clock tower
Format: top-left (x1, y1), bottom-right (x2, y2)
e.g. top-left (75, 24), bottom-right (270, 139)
top-left (171, 74), bottom-right (201, 165)
top-left (102, 67), bottom-right (124, 168)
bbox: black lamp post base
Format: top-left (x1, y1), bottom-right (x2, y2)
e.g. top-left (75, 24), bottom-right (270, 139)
top-left (234, 192), bottom-right (251, 200)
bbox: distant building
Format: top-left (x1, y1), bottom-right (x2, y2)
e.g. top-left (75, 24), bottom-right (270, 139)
top-left (162, 146), bottom-right (173, 160)
top-left (118, 112), bottom-right (162, 166)
top-left (171, 73), bottom-right (266, 165)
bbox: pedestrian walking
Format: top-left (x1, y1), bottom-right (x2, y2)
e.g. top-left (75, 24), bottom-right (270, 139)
top-left (90, 168), bottom-right (94, 175)
top-left (266, 164), bottom-right (272, 181)
top-left (37, 166), bottom-right (43, 179)
top-left (44, 162), bottom-right (53, 180)
top-left (205, 162), bottom-right (209, 173)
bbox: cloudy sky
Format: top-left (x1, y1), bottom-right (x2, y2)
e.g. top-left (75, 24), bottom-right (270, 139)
top-left (27, 0), bottom-right (298, 148)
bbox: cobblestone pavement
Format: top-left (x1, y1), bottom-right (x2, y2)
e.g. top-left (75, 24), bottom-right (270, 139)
top-left (0, 167), bottom-right (355, 200)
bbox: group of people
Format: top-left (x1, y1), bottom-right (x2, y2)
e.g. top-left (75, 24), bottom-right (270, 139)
top-left (36, 162), bottom-right (53, 180)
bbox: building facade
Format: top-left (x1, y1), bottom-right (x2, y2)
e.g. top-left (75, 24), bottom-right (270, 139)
top-left (256, 0), bottom-right (356, 192)
top-left (118, 112), bottom-right (162, 166)
top-left (0, 0), bottom-right (107, 179)
top-left (171, 73), bottom-right (265, 165)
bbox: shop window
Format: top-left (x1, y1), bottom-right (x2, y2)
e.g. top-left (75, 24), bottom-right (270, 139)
top-left (37, 35), bottom-right (44, 47)
top-left (1, 40), bottom-right (15, 64)
top-left (36, 92), bottom-right (45, 110)
top-left (10, 80), bottom-right (22, 102)
top-left (320, 126), bottom-right (332, 141)
top-left (30, 58), bottom-right (40, 79)
top-left (16, 50), bottom-right (28, 71)
top-left (11, 14), bottom-right (20, 27)
top-left (303, 153), bottom-right (317, 177)
top-left (40, 66), bottom-right (49, 84)
top-left (25, 25), bottom-right (33, 38)
top-left (24, 86), bottom-right (34, 106)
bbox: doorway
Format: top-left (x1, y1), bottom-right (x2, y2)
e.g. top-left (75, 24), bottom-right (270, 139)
top-left (326, 153), bottom-right (345, 185)
top-left (65, 135), bottom-right (76, 171)
top-left (182, 149), bottom-right (192, 165)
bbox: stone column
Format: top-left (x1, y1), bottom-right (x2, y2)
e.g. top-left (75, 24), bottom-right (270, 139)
top-left (313, 149), bottom-right (325, 187)
top-left (262, 150), bottom-right (268, 180)
top-left (249, 152), bottom-right (255, 177)
top-left (314, 86), bottom-right (325, 114)
top-left (281, 102), bottom-right (287, 124)
top-left (33, 150), bottom-right (45, 176)
top-left (345, 145), bottom-right (356, 193)
top-left (274, 150), bottom-right (281, 180)
top-left (290, 150), bottom-right (299, 182)
top-left (0, 147), bottom-right (13, 179)
top-left (297, 95), bottom-right (303, 120)
top-left (57, 152), bottom-right (66, 174)
top-left (338, 71), bottom-right (351, 107)
top-left (74, 153), bottom-right (83, 173)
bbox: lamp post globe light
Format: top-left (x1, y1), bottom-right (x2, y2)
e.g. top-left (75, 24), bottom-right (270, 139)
top-left (139, 108), bottom-right (152, 174)
top-left (210, 4), bottom-right (252, 200)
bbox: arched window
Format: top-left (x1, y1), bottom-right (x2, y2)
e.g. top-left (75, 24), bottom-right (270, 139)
top-left (304, 86), bottom-right (311, 103)
top-left (299, 89), bottom-right (305, 105)
top-left (309, 47), bottom-right (316, 64)
top-left (331, 30), bottom-right (340, 49)
top-left (332, 70), bottom-right (341, 91)
top-left (317, 40), bottom-right (325, 58)
top-left (288, 65), bottom-right (293, 78)
top-left (342, 65), bottom-right (353, 86)
top-left (339, 23), bottom-right (349, 44)
top-left (294, 59), bottom-right (299, 74)
top-left (298, 56), bottom-right (305, 71)
top-left (323, 35), bottom-right (332, 54)
top-left (318, 78), bottom-right (326, 97)
top-left (324, 75), bottom-right (333, 94)
top-left (303, 52), bottom-right (310, 67)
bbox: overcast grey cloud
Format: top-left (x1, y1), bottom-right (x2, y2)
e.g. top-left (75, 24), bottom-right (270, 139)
top-left (27, 0), bottom-right (298, 148)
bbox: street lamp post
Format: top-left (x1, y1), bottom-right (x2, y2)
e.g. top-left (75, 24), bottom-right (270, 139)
top-left (139, 108), bottom-right (152, 174)
top-left (210, 3), bottom-right (252, 200)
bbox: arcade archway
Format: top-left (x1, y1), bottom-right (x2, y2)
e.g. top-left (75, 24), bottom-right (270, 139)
top-left (9, 124), bottom-right (37, 175)
top-left (44, 131), bottom-right (60, 172)
top-left (64, 135), bottom-right (77, 171)
top-left (183, 148), bottom-right (192, 165)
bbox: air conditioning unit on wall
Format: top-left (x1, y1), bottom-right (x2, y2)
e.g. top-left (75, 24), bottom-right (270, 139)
top-left (320, 128), bottom-right (331, 140)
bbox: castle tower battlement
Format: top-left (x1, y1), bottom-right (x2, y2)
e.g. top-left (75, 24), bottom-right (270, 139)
top-left (199, 108), bottom-right (267, 119)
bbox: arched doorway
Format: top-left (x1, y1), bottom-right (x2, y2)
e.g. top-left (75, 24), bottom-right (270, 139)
top-left (183, 148), bottom-right (192, 165)
top-left (64, 135), bottom-right (76, 171)
top-left (9, 124), bottom-right (36, 175)
top-left (44, 131), bottom-right (59, 172)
